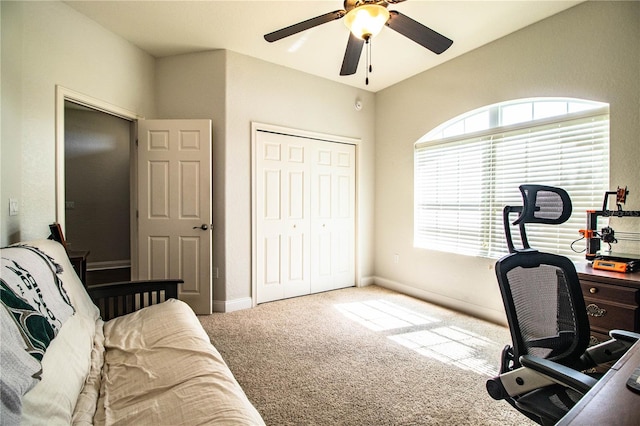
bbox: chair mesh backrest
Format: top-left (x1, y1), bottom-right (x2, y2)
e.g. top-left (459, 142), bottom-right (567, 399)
top-left (496, 250), bottom-right (590, 367)
top-left (504, 185), bottom-right (573, 253)
top-left (514, 184), bottom-right (572, 225)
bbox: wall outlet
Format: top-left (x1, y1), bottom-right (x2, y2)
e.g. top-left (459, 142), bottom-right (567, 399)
top-left (65, 201), bottom-right (75, 209)
top-left (394, 253), bottom-right (399, 264)
top-left (214, 267), bottom-right (219, 279)
top-left (9, 198), bottom-right (18, 216)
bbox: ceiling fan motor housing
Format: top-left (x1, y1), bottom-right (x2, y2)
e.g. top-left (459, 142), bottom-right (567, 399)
top-left (345, 0), bottom-right (396, 12)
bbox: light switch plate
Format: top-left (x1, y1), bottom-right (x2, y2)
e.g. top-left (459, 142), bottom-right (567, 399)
top-left (9, 198), bottom-right (18, 216)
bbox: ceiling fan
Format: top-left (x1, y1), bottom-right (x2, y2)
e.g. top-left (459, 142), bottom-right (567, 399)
top-left (264, 0), bottom-right (453, 80)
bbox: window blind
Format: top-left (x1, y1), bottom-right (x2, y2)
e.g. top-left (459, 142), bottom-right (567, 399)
top-left (414, 109), bottom-right (609, 260)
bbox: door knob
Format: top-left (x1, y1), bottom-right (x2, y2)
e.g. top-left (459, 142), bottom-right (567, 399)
top-left (193, 224), bottom-right (209, 231)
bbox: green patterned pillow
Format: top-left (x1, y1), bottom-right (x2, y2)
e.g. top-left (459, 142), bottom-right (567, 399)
top-left (1, 245), bottom-right (74, 333)
top-left (0, 245), bottom-right (75, 422)
top-left (1, 281), bottom-right (55, 360)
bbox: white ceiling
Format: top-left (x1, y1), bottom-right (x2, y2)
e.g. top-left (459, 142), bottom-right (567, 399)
top-left (65, 0), bottom-right (583, 92)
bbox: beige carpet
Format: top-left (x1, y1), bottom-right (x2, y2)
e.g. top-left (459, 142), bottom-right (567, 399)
top-left (198, 285), bottom-right (536, 425)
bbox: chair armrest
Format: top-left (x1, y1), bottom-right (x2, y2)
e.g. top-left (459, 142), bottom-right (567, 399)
top-left (87, 279), bottom-right (183, 321)
top-left (519, 355), bottom-right (597, 394)
top-left (582, 329), bottom-right (640, 365)
top-left (610, 329), bottom-right (640, 343)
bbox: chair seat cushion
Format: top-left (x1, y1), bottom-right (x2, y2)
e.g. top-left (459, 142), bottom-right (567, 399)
top-left (516, 384), bottom-right (580, 422)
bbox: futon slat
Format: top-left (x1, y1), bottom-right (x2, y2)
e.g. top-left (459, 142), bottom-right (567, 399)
top-left (87, 279), bottom-right (182, 321)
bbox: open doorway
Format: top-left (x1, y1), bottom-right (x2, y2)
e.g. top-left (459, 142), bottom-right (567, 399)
top-left (56, 87), bottom-right (141, 285)
top-left (64, 100), bottom-right (134, 284)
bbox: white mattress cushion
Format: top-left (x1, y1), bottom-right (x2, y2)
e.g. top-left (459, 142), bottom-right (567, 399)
top-left (97, 299), bottom-right (265, 425)
top-left (20, 314), bottom-right (97, 425)
top-left (72, 318), bottom-right (105, 425)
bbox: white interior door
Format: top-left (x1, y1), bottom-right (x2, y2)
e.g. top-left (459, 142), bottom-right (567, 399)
top-left (137, 119), bottom-right (212, 314)
top-left (256, 131), bottom-right (311, 303)
top-left (255, 130), bottom-right (355, 303)
top-left (310, 142), bottom-right (356, 293)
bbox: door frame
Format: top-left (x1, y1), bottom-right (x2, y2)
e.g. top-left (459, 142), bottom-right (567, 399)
top-left (55, 85), bottom-right (142, 276)
top-left (250, 122), bottom-right (361, 306)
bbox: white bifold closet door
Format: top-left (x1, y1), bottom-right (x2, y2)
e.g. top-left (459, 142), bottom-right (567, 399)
top-left (256, 130), bottom-right (355, 304)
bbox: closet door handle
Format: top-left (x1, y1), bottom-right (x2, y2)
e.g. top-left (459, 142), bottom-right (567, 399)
top-left (193, 224), bottom-right (209, 231)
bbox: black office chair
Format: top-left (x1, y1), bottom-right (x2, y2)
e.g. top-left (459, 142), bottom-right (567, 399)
top-left (486, 185), bottom-right (639, 425)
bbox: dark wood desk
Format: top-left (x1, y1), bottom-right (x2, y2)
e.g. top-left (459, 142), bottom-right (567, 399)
top-left (68, 249), bottom-right (90, 286)
top-left (557, 339), bottom-right (640, 425)
top-left (574, 263), bottom-right (640, 343)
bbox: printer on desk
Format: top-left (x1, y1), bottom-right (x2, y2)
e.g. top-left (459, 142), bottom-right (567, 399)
top-left (579, 186), bottom-right (640, 272)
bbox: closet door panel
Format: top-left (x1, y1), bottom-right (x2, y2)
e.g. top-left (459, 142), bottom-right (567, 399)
top-left (331, 144), bottom-right (356, 288)
top-left (256, 132), bottom-right (311, 303)
top-left (311, 141), bottom-right (355, 293)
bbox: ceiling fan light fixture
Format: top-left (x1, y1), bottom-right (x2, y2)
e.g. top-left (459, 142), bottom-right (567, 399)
top-left (344, 4), bottom-right (390, 40)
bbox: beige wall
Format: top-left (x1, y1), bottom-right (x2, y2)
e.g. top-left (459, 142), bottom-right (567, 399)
top-left (2, 1), bottom-right (637, 318)
top-left (0, 1), bottom-right (156, 245)
top-left (374, 1), bottom-right (640, 324)
top-left (156, 50), bottom-right (377, 309)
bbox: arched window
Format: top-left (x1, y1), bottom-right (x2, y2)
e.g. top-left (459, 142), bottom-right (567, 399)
top-left (414, 98), bottom-right (609, 260)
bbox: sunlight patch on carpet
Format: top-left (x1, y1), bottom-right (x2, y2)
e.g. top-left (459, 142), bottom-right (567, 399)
top-left (334, 299), bottom-right (499, 376)
top-left (333, 299), bottom-right (440, 331)
top-left (389, 326), bottom-right (498, 376)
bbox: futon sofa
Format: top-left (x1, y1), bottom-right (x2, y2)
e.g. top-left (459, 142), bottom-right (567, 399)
top-left (1, 239), bottom-right (265, 425)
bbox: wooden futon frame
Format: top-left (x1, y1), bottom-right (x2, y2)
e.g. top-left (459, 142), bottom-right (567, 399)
top-left (87, 279), bottom-right (183, 321)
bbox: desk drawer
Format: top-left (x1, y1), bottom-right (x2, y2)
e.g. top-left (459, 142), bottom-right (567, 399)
top-left (580, 280), bottom-right (639, 304)
top-left (582, 297), bottom-right (638, 333)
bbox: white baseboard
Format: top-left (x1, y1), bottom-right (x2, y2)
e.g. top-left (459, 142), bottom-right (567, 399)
top-left (212, 277), bottom-right (375, 313)
top-left (209, 277), bottom-right (506, 324)
top-left (213, 297), bottom-right (253, 313)
top-left (372, 276), bottom-right (507, 326)
top-left (358, 276), bottom-right (376, 287)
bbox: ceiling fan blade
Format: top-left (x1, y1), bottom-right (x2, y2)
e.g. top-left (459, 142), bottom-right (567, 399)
top-left (264, 10), bottom-right (346, 42)
top-left (340, 33), bottom-right (365, 76)
top-left (386, 11), bottom-right (453, 54)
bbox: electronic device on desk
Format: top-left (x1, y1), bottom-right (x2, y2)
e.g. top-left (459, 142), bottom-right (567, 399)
top-left (576, 186), bottom-right (640, 272)
top-left (592, 254), bottom-right (639, 273)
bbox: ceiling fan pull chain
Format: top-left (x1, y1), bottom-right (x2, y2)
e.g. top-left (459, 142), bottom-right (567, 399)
top-left (369, 38), bottom-right (373, 74)
top-left (365, 38), bottom-right (371, 85)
